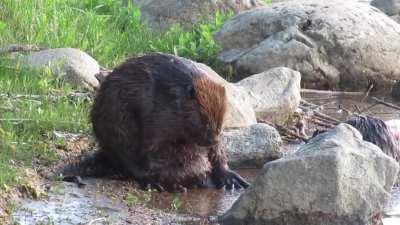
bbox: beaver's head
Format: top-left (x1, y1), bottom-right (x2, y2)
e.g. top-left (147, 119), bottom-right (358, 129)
top-left (182, 75), bottom-right (227, 147)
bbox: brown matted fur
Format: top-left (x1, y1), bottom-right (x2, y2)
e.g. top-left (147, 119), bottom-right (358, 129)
top-left (69, 53), bottom-right (249, 192)
top-left (193, 75), bottom-right (227, 135)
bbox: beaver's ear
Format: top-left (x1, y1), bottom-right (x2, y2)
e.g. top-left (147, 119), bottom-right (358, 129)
top-left (186, 85), bottom-right (196, 99)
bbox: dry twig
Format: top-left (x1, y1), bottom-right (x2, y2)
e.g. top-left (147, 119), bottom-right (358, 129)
top-left (372, 97), bottom-right (400, 111)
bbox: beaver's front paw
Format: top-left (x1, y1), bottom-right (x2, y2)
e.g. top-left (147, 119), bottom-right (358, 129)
top-left (211, 168), bottom-right (250, 190)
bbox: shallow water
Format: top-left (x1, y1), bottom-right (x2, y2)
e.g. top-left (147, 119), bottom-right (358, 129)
top-left (144, 169), bottom-right (259, 217)
top-left (12, 92), bottom-right (400, 225)
top-left (384, 187), bottom-right (400, 225)
top-left (301, 91), bottom-right (400, 121)
top-left (13, 181), bottom-right (129, 225)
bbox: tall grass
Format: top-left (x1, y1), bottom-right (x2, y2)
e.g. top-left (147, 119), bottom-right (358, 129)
top-left (0, 64), bottom-right (91, 187)
top-left (0, 0), bottom-right (231, 68)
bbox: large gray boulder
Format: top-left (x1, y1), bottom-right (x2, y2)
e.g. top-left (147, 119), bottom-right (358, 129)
top-left (215, 0), bottom-right (400, 92)
top-left (237, 67), bottom-right (301, 124)
top-left (371, 0), bottom-right (400, 16)
top-left (221, 123), bottom-right (282, 168)
top-left (131, 0), bottom-right (265, 31)
top-left (220, 124), bottom-right (399, 225)
top-left (20, 48), bottom-right (100, 90)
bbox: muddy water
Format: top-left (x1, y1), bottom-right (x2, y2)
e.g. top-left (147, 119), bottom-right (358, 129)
top-left (12, 92), bottom-right (400, 225)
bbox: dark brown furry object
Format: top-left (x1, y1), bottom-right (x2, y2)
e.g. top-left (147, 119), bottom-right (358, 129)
top-left (312, 115), bottom-right (400, 162)
top-left (89, 53), bottom-right (249, 191)
top-left (344, 115), bottom-right (400, 161)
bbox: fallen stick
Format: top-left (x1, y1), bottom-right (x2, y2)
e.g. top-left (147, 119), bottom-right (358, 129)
top-left (353, 105), bottom-right (362, 114)
top-left (361, 82), bottom-right (374, 102)
top-left (300, 99), bottom-right (319, 108)
top-left (301, 89), bottom-right (364, 96)
top-left (313, 111), bottom-right (341, 124)
top-left (359, 102), bottom-right (379, 114)
top-left (258, 119), bottom-right (309, 142)
top-left (371, 97), bottom-right (400, 111)
top-left (299, 100), bottom-right (341, 124)
top-left (311, 114), bottom-right (338, 125)
top-left (308, 117), bottom-right (336, 128)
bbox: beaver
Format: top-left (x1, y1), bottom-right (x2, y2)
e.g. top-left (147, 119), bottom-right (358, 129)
top-left (312, 115), bottom-right (400, 162)
top-left (89, 53), bottom-right (249, 192)
top-left (345, 115), bottom-right (400, 161)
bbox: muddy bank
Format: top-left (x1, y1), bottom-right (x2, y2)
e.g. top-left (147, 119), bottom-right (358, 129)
top-left (12, 169), bottom-right (258, 225)
top-left (12, 179), bottom-right (194, 225)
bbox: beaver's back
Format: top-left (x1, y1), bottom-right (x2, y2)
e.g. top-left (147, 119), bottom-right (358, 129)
top-left (90, 53), bottom-right (212, 181)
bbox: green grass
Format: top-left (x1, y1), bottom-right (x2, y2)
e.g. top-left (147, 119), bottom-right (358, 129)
top-left (0, 0), bottom-right (231, 68)
top-left (0, 0), bottom-right (234, 191)
top-left (0, 64), bottom-right (91, 187)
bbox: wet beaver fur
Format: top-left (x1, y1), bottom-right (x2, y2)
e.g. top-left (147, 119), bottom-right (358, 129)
top-left (88, 53), bottom-right (249, 191)
top-left (312, 115), bottom-right (400, 161)
top-left (345, 115), bottom-right (400, 161)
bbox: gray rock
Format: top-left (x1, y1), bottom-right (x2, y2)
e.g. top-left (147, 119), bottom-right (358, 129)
top-left (391, 14), bottom-right (400, 23)
top-left (371, 0), bottom-right (400, 16)
top-left (215, 0), bottom-right (400, 92)
top-left (236, 67), bottom-right (301, 124)
top-left (20, 48), bottom-right (100, 90)
top-left (221, 123), bottom-right (283, 168)
top-left (131, 0), bottom-right (265, 31)
top-left (220, 124), bottom-right (399, 225)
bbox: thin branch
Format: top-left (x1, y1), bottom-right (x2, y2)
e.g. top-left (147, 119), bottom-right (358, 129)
top-left (353, 105), bottom-right (362, 114)
top-left (313, 111), bottom-right (341, 124)
top-left (308, 117), bottom-right (335, 128)
top-left (361, 82), bottom-right (374, 102)
top-left (372, 97), bottom-right (400, 111)
top-left (359, 102), bottom-right (380, 114)
top-left (259, 119), bottom-right (309, 142)
top-left (301, 89), bottom-right (364, 96)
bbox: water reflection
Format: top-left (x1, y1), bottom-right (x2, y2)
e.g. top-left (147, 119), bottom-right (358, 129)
top-left (146, 169), bottom-right (258, 217)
